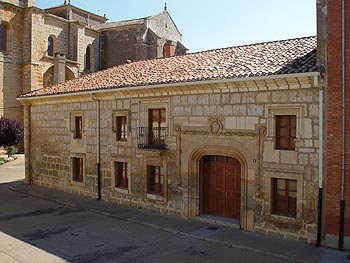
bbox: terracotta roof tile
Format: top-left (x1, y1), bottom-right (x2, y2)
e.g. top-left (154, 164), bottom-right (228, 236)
top-left (20, 36), bottom-right (317, 98)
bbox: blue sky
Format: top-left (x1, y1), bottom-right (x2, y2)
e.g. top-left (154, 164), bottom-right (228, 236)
top-left (36, 0), bottom-right (316, 53)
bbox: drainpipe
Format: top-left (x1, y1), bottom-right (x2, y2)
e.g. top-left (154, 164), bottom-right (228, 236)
top-left (92, 94), bottom-right (102, 200)
top-left (316, 72), bottom-right (324, 247)
top-left (23, 104), bottom-right (31, 185)
top-left (339, 0), bottom-right (346, 251)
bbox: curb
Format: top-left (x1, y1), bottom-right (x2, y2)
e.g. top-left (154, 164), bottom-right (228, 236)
top-left (10, 185), bottom-right (317, 263)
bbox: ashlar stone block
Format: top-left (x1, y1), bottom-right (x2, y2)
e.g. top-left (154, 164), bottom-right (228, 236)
top-left (263, 140), bottom-right (280, 163)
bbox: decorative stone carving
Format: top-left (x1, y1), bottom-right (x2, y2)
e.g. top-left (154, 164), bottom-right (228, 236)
top-left (259, 126), bottom-right (267, 137)
top-left (209, 117), bottom-right (224, 135)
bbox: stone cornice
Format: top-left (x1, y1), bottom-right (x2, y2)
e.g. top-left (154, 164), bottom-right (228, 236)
top-left (18, 72), bottom-right (319, 105)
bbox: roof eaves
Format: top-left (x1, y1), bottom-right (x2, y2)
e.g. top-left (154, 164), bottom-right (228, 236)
top-left (17, 72), bottom-right (319, 101)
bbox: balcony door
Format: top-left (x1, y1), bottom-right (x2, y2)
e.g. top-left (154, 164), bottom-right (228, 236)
top-left (148, 108), bottom-right (166, 148)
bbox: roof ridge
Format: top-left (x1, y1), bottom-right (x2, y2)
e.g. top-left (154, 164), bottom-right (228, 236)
top-left (188, 35), bottom-right (317, 55)
top-left (96, 35), bottom-right (317, 68)
top-left (104, 16), bottom-right (148, 25)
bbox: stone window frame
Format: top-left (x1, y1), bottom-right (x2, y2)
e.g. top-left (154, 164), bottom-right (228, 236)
top-left (138, 98), bottom-right (171, 136)
top-left (69, 111), bottom-right (85, 140)
top-left (111, 157), bottom-right (131, 195)
top-left (266, 105), bottom-right (305, 150)
top-left (112, 110), bottom-right (131, 146)
top-left (144, 157), bottom-right (167, 202)
top-left (0, 21), bottom-right (10, 53)
top-left (264, 169), bottom-right (303, 225)
top-left (70, 153), bottom-right (86, 186)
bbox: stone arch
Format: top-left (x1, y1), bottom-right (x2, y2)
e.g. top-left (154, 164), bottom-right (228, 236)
top-left (65, 66), bottom-right (75, 81)
top-left (43, 66), bottom-right (54, 87)
top-left (186, 145), bottom-right (251, 229)
top-left (43, 66), bottom-right (76, 87)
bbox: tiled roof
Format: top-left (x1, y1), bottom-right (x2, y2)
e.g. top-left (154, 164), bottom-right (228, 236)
top-left (20, 36), bottom-right (317, 99)
top-left (93, 18), bottom-right (146, 30)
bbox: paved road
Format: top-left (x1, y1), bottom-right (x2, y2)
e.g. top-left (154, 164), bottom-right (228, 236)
top-left (0, 154), bottom-right (25, 183)
top-left (0, 157), bottom-right (284, 263)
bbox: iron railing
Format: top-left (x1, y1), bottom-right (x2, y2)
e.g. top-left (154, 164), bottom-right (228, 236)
top-left (137, 126), bottom-right (168, 150)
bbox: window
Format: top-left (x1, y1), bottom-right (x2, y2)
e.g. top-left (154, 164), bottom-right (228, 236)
top-left (85, 46), bottom-right (91, 71)
top-left (272, 178), bottom-right (297, 217)
top-left (48, 36), bottom-right (54, 56)
top-left (72, 157), bottom-right (83, 182)
top-left (147, 165), bottom-right (164, 195)
top-left (116, 116), bottom-right (127, 141)
top-left (74, 116), bottom-right (82, 139)
top-left (114, 162), bottom-right (128, 189)
top-left (275, 115), bottom-right (296, 150)
top-left (137, 99), bottom-right (169, 150)
top-left (148, 108), bottom-right (166, 148)
top-left (163, 43), bottom-right (174, 57)
top-left (0, 23), bottom-right (7, 51)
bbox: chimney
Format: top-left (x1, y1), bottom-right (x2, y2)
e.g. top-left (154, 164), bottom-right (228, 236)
top-left (22, 0), bottom-right (35, 7)
top-left (54, 53), bottom-right (66, 84)
top-left (317, 0), bottom-right (327, 66)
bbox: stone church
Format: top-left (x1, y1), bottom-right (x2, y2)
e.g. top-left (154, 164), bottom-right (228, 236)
top-left (0, 0), bottom-right (187, 122)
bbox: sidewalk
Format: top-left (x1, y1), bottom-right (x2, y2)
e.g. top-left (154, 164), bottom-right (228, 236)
top-left (8, 183), bottom-right (349, 263)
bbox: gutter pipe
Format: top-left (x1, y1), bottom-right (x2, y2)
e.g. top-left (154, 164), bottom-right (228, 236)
top-left (316, 73), bottom-right (324, 247)
top-left (92, 95), bottom-right (102, 200)
top-left (339, 0), bottom-right (346, 251)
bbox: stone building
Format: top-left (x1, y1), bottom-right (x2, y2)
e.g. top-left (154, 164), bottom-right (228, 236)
top-left (19, 36), bottom-right (321, 244)
top-left (0, 0), bottom-right (186, 123)
top-left (317, 0), bottom-right (350, 250)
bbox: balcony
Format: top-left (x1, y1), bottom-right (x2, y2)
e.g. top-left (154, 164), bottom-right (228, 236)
top-left (137, 127), bottom-right (168, 150)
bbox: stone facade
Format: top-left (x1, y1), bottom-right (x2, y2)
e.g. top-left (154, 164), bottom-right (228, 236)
top-left (22, 73), bottom-right (320, 244)
top-left (0, 1), bottom-right (186, 123)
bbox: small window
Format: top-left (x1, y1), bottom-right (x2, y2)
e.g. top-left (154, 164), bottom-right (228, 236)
top-left (163, 43), bottom-right (174, 57)
top-left (48, 36), bottom-right (54, 57)
top-left (74, 116), bottom-right (82, 139)
top-left (275, 115), bottom-right (296, 150)
top-left (272, 178), bottom-right (297, 217)
top-left (85, 46), bottom-right (91, 71)
top-left (0, 23), bottom-right (7, 51)
top-left (72, 157), bottom-right (83, 182)
top-left (147, 165), bottom-right (164, 195)
top-left (114, 162), bottom-right (128, 189)
top-left (116, 116), bottom-right (127, 141)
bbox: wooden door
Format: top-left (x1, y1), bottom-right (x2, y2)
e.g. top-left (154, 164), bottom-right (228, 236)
top-left (202, 156), bottom-right (241, 220)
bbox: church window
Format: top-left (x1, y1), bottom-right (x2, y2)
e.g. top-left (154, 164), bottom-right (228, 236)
top-left (0, 23), bottom-right (8, 51)
top-left (48, 36), bottom-right (54, 56)
top-left (85, 45), bottom-right (91, 71)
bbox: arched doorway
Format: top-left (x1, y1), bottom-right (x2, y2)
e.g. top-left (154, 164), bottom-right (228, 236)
top-left (200, 155), bottom-right (241, 220)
